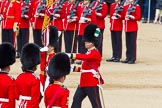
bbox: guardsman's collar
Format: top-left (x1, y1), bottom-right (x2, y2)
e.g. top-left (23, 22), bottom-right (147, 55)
top-left (88, 46), bottom-right (96, 51)
top-left (54, 81), bottom-right (63, 86)
top-left (0, 71), bottom-right (9, 74)
top-left (24, 70), bottom-right (34, 73)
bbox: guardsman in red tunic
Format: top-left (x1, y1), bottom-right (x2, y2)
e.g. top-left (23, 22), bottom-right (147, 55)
top-left (16, 43), bottom-right (40, 108)
top-left (0, 0), bottom-right (21, 45)
top-left (0, 43), bottom-right (17, 108)
top-left (63, 0), bottom-right (80, 53)
top-left (46, 0), bottom-right (66, 52)
top-left (44, 53), bottom-right (70, 108)
top-left (39, 26), bottom-right (60, 93)
top-left (31, 0), bottom-right (46, 47)
top-left (106, 0), bottom-right (124, 62)
top-left (16, 0), bottom-right (33, 58)
top-left (95, 0), bottom-right (108, 56)
top-left (121, 0), bottom-right (141, 64)
top-left (77, 0), bottom-right (97, 54)
top-left (67, 24), bottom-right (104, 108)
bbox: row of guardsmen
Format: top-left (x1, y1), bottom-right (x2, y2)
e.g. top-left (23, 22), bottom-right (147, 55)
top-left (0, 0), bottom-right (141, 64)
top-left (0, 0), bottom-right (108, 58)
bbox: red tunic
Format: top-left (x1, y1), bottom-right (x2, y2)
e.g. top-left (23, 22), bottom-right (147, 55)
top-left (75, 49), bottom-right (104, 87)
top-left (110, 3), bottom-right (124, 31)
top-left (18, 2), bottom-right (33, 28)
top-left (16, 72), bottom-right (40, 108)
top-left (32, 1), bottom-right (45, 29)
top-left (44, 82), bottom-right (69, 108)
top-left (0, 72), bottom-right (18, 108)
top-left (0, 0), bottom-right (21, 29)
top-left (63, 1), bottom-right (79, 30)
top-left (123, 4), bottom-right (141, 32)
top-left (46, 2), bottom-right (66, 30)
top-left (95, 1), bottom-right (108, 29)
top-left (40, 52), bottom-right (55, 86)
top-left (77, 2), bottom-right (97, 36)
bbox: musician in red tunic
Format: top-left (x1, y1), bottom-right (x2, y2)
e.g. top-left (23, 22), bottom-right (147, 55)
top-left (0, 43), bottom-right (17, 108)
top-left (121, 0), bottom-right (141, 64)
top-left (68, 24), bottom-right (104, 108)
top-left (16, 43), bottom-right (41, 108)
top-left (44, 53), bottom-right (70, 108)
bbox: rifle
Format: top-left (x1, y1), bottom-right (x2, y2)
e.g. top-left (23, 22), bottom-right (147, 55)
top-left (127, 0), bottom-right (139, 16)
top-left (113, 0), bottom-right (126, 17)
top-left (21, 0), bottom-right (30, 17)
top-left (95, 0), bottom-right (104, 13)
top-left (37, 0), bottom-right (46, 14)
top-left (82, 0), bottom-right (95, 18)
top-left (50, 0), bottom-right (66, 21)
top-left (68, 0), bottom-right (80, 20)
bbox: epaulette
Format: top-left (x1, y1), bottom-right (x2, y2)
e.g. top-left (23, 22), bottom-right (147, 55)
top-left (32, 73), bottom-right (39, 80)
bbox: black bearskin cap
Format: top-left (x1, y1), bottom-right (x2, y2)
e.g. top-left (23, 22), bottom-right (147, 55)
top-left (20, 43), bottom-right (40, 71)
top-left (48, 53), bottom-right (70, 81)
top-left (0, 42), bottom-right (16, 68)
top-left (49, 26), bottom-right (59, 47)
top-left (83, 24), bottom-right (101, 47)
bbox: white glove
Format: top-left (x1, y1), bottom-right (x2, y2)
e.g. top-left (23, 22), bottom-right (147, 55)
top-left (40, 46), bottom-right (49, 52)
top-left (67, 18), bottom-right (76, 23)
top-left (67, 15), bottom-right (70, 19)
top-left (22, 15), bottom-right (29, 18)
top-left (65, 53), bottom-right (71, 58)
top-left (111, 16), bottom-right (118, 19)
top-left (125, 15), bottom-right (135, 20)
top-left (39, 13), bottom-right (45, 17)
top-left (34, 14), bottom-right (39, 18)
top-left (79, 17), bottom-right (90, 23)
top-left (54, 14), bottom-right (60, 18)
top-left (0, 14), bottom-right (3, 21)
top-left (70, 64), bottom-right (75, 72)
top-left (96, 12), bottom-right (102, 16)
top-left (128, 15), bottom-right (135, 19)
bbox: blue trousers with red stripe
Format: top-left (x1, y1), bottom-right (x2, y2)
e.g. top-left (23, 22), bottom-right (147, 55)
top-left (71, 86), bottom-right (102, 108)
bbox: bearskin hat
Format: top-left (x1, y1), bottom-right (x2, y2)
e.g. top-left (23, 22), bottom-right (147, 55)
top-left (83, 24), bottom-right (101, 47)
top-left (49, 26), bottom-right (60, 47)
top-left (20, 43), bottom-right (40, 71)
top-left (48, 53), bottom-right (70, 82)
top-left (0, 42), bottom-right (16, 69)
